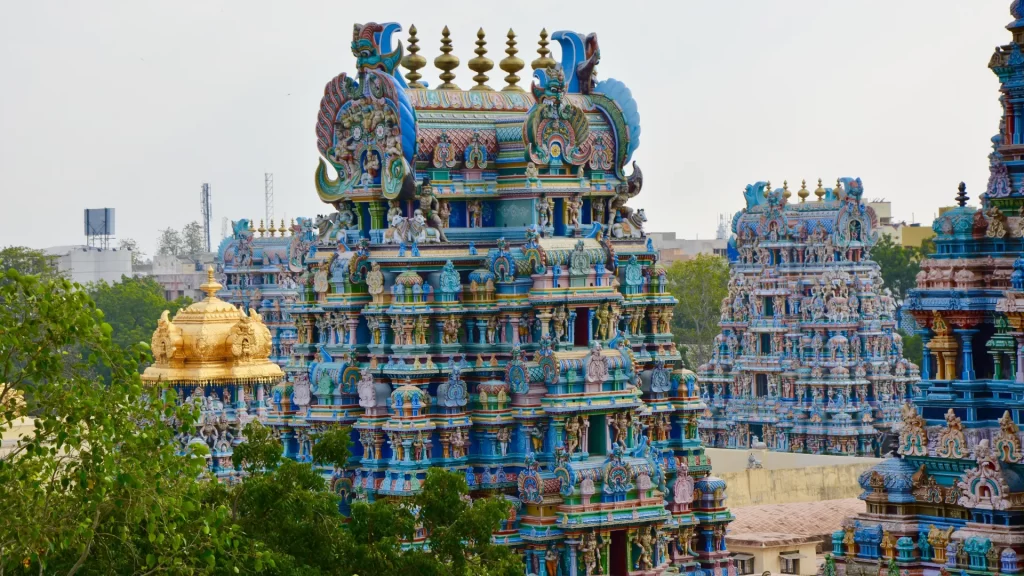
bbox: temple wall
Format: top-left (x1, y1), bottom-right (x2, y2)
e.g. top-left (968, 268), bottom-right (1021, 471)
top-left (707, 448), bottom-right (878, 507)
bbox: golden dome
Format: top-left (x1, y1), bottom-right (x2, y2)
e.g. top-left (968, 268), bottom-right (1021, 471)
top-left (142, 267), bottom-right (284, 386)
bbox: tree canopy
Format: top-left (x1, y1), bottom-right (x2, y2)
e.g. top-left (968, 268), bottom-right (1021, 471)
top-left (665, 254), bottom-right (730, 369)
top-left (871, 234), bottom-right (928, 301)
top-left (0, 245), bottom-right (63, 281)
top-left (87, 275), bottom-right (191, 356)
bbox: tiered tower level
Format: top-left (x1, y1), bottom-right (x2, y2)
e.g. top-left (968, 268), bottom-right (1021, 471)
top-left (217, 218), bottom-right (304, 368)
top-left (835, 3), bottom-right (1024, 575)
top-left (698, 179), bottom-right (919, 456)
top-left (205, 22), bottom-right (733, 576)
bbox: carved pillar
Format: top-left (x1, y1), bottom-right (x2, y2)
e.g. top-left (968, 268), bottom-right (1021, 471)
top-left (477, 319), bottom-right (487, 345)
top-left (537, 307), bottom-right (553, 338)
top-left (347, 314), bottom-right (359, 347)
top-left (1016, 335), bottom-right (1024, 384)
top-left (567, 540), bottom-right (579, 576)
top-left (955, 329), bottom-right (978, 381)
top-left (916, 328), bottom-right (932, 381)
top-left (510, 316), bottom-right (520, 345)
top-left (368, 200), bottom-right (386, 229)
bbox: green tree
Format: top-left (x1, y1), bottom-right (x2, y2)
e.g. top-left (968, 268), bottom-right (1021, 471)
top-left (0, 246), bottom-right (63, 280)
top-left (0, 269), bottom-right (267, 574)
top-left (183, 221), bottom-right (207, 260)
top-left (665, 254), bottom-right (730, 369)
top-left (87, 275), bottom-right (192, 355)
top-left (871, 234), bottom-right (923, 301)
top-left (900, 329), bottom-right (923, 367)
top-left (116, 238), bottom-right (145, 268)
top-left (157, 227), bottom-right (183, 257)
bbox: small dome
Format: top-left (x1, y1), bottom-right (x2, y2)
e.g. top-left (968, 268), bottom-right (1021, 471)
top-left (694, 475), bottom-right (728, 493)
top-left (468, 268), bottom-right (496, 284)
top-left (395, 270), bottom-right (423, 286)
top-left (861, 457), bottom-right (917, 503)
top-left (391, 383), bottom-right (429, 404)
top-left (142, 267), bottom-right (283, 386)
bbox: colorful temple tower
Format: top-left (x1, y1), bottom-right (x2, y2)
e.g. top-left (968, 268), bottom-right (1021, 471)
top-left (698, 179), bottom-right (919, 456)
top-left (142, 268), bottom-right (285, 481)
top-left (835, 3), bottom-right (1024, 574)
top-left (217, 218), bottom-right (305, 367)
top-left (201, 21), bottom-right (736, 576)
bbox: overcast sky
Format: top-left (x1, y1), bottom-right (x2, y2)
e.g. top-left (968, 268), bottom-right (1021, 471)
top-left (0, 1), bottom-right (1010, 256)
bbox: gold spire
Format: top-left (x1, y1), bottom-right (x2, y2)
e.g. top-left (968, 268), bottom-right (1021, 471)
top-left (814, 178), bottom-right (825, 201)
top-left (402, 24), bottom-right (427, 89)
top-left (434, 26), bottom-right (460, 90)
top-left (764, 180), bottom-right (772, 197)
top-left (468, 28), bottom-right (494, 91)
top-left (500, 28), bottom-right (525, 92)
top-left (142, 264), bottom-right (282, 386)
top-left (279, 219), bottom-right (286, 236)
top-left (782, 180), bottom-right (791, 201)
top-left (531, 28), bottom-right (557, 70)
top-left (258, 219), bottom-right (266, 236)
top-left (797, 179), bottom-right (810, 203)
top-left (835, 178), bottom-right (843, 200)
top-left (248, 220), bottom-right (255, 233)
top-left (199, 266), bottom-right (222, 300)
top-left (290, 218), bottom-right (295, 234)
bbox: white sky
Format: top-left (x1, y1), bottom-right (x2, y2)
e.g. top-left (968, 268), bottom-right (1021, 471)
top-left (0, 1), bottom-right (1010, 256)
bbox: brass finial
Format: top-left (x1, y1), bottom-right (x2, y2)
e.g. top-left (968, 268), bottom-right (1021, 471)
top-left (278, 219), bottom-right (286, 236)
top-left (258, 219), bottom-right (266, 236)
top-left (814, 178), bottom-right (825, 201)
top-left (468, 28), bottom-right (494, 91)
top-left (199, 266), bottom-right (222, 300)
top-left (797, 179), bottom-right (810, 203)
top-left (402, 24), bottom-right (427, 88)
top-left (500, 29), bottom-right (525, 92)
top-left (531, 28), bottom-right (557, 70)
top-left (434, 26), bottom-right (460, 90)
top-left (782, 180), bottom-right (791, 201)
top-left (248, 220), bottom-right (255, 233)
top-left (764, 180), bottom-right (772, 197)
top-left (835, 178), bottom-right (843, 199)
top-left (290, 218), bottom-right (295, 235)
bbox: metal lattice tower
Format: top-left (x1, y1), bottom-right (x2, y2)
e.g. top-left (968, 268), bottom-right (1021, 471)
top-left (265, 173), bottom-right (274, 225)
top-left (221, 217), bottom-right (229, 241)
top-left (200, 183), bottom-right (212, 252)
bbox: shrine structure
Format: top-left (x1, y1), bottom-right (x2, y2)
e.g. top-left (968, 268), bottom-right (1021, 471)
top-left (202, 21), bottom-right (733, 576)
top-left (834, 3), bottom-right (1024, 574)
top-left (698, 178), bottom-right (919, 456)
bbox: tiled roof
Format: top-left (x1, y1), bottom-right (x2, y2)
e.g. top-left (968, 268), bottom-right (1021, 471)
top-left (728, 498), bottom-right (865, 538)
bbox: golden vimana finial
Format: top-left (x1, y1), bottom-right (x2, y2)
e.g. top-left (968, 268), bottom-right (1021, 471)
top-left (531, 28), bottom-right (557, 70)
top-left (764, 180), bottom-right (772, 197)
top-left (814, 178), bottom-right (825, 201)
top-left (247, 220), bottom-right (255, 233)
top-left (782, 180), bottom-right (791, 201)
top-left (402, 24), bottom-right (427, 89)
top-left (468, 28), bottom-right (494, 91)
top-left (500, 29), bottom-right (525, 92)
top-left (434, 25), bottom-right (460, 90)
top-left (200, 265), bottom-right (221, 299)
top-left (278, 219), bottom-right (286, 236)
top-left (797, 179), bottom-right (810, 203)
top-left (835, 178), bottom-right (843, 198)
top-left (258, 219), bottom-right (266, 236)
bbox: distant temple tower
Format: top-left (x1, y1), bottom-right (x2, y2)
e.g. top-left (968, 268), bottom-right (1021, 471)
top-left (699, 179), bottom-right (918, 455)
top-left (142, 268), bottom-right (284, 480)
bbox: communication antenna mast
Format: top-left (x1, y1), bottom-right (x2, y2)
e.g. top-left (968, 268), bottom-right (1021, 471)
top-left (265, 173), bottom-right (274, 225)
top-left (200, 183), bottom-right (212, 252)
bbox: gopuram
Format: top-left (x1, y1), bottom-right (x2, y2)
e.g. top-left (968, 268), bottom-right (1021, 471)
top-left (217, 218), bottom-right (305, 368)
top-left (698, 178), bottom-right (919, 456)
top-left (835, 3), bottom-right (1024, 574)
top-left (196, 22), bottom-right (734, 576)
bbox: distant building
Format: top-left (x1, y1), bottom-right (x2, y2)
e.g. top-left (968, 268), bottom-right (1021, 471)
top-left (138, 253), bottom-right (216, 301)
top-left (650, 215), bottom-right (730, 265)
top-left (868, 200), bottom-right (936, 248)
top-left (43, 245), bottom-right (132, 285)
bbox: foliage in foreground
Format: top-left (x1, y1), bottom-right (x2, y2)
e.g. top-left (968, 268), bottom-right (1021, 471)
top-left (0, 269), bottom-right (522, 575)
